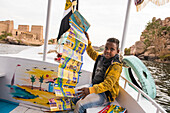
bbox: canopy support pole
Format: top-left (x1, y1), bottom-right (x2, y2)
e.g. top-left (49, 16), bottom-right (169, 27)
top-left (120, 0), bottom-right (132, 54)
top-left (43, 0), bottom-right (52, 61)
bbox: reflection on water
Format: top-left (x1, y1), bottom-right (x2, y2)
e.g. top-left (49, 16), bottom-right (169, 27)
top-left (143, 60), bottom-right (170, 112)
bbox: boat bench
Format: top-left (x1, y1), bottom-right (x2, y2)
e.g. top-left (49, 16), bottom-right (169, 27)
top-left (87, 100), bottom-right (120, 113)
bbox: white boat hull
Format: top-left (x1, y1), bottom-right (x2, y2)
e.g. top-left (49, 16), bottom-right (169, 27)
top-left (0, 53), bottom-right (166, 113)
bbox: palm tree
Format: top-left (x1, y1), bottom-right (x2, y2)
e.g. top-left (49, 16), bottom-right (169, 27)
top-left (39, 75), bottom-right (44, 91)
top-left (30, 75), bottom-right (36, 89)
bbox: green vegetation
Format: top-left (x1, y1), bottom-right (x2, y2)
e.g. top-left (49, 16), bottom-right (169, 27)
top-left (99, 47), bottom-right (104, 52)
top-left (144, 38), bottom-right (150, 48)
top-left (124, 48), bottom-right (131, 55)
top-left (142, 18), bottom-right (170, 59)
top-left (0, 31), bottom-right (12, 40)
top-left (49, 39), bottom-right (54, 44)
top-left (124, 17), bottom-right (170, 63)
top-left (159, 54), bottom-right (170, 61)
top-left (17, 39), bottom-right (22, 44)
top-left (95, 47), bottom-right (104, 52)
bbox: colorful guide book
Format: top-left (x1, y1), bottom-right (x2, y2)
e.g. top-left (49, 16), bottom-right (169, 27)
top-left (57, 67), bottom-right (79, 84)
top-left (49, 98), bottom-right (71, 111)
top-left (54, 87), bottom-right (75, 97)
top-left (69, 10), bottom-right (90, 32)
top-left (51, 9), bottom-right (90, 112)
top-left (99, 105), bottom-right (127, 113)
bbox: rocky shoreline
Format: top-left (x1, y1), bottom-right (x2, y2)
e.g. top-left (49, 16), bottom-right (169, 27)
top-left (124, 17), bottom-right (170, 63)
top-left (0, 40), bottom-right (9, 44)
top-left (0, 36), bottom-right (43, 46)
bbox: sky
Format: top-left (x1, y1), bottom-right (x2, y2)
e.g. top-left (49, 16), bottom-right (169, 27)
top-left (0, 0), bottom-right (170, 49)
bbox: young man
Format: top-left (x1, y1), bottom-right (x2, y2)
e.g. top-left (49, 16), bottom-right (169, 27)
top-left (74, 32), bottom-right (122, 113)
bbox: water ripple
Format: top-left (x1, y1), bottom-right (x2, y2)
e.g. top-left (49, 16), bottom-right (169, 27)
top-left (143, 60), bottom-right (170, 112)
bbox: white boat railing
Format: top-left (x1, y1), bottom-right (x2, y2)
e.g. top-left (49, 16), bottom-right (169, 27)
top-left (120, 75), bottom-right (166, 113)
top-left (0, 73), bottom-right (6, 77)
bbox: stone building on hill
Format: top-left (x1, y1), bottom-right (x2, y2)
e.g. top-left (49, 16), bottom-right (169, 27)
top-left (0, 20), bottom-right (14, 35)
top-left (0, 20), bottom-right (44, 46)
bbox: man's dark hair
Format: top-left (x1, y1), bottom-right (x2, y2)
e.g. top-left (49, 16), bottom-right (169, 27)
top-left (107, 38), bottom-right (120, 50)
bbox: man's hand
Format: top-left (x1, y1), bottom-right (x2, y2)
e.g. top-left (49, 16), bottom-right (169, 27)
top-left (77, 87), bottom-right (90, 99)
top-left (84, 31), bottom-right (89, 41)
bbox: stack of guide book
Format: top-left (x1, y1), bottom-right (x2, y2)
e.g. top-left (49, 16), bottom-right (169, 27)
top-left (49, 10), bottom-right (90, 111)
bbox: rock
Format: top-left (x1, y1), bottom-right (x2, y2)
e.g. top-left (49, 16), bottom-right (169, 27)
top-left (4, 36), bottom-right (43, 46)
top-left (47, 50), bottom-right (58, 54)
top-left (144, 48), bottom-right (157, 60)
top-left (20, 39), bottom-right (29, 45)
top-left (152, 17), bottom-right (156, 22)
top-left (144, 51), bottom-right (149, 56)
top-left (126, 17), bottom-right (170, 63)
top-left (93, 45), bottom-right (105, 52)
top-left (148, 54), bottom-right (156, 60)
top-left (134, 41), bottom-right (146, 55)
top-left (166, 45), bottom-right (170, 50)
top-left (20, 39), bottom-right (43, 46)
top-left (166, 39), bottom-right (170, 45)
top-left (140, 36), bottom-right (145, 42)
top-left (144, 53), bottom-right (156, 60)
top-left (146, 46), bottom-right (155, 54)
top-left (6, 36), bottom-right (19, 44)
top-left (138, 54), bottom-right (145, 60)
top-left (130, 45), bottom-right (135, 55)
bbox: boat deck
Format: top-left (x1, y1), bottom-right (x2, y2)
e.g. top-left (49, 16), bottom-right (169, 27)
top-left (10, 106), bottom-right (45, 113)
top-left (2, 99), bottom-right (119, 113)
top-left (0, 100), bottom-right (47, 113)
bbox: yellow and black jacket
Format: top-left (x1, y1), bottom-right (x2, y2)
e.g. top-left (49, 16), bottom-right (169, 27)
top-left (86, 41), bottom-right (122, 102)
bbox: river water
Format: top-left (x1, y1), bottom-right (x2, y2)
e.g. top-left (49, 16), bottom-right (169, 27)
top-left (0, 43), bottom-right (31, 54)
top-left (0, 43), bottom-right (169, 112)
top-left (143, 60), bottom-right (170, 112)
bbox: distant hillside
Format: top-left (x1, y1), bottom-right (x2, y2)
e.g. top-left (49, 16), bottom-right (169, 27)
top-left (124, 17), bottom-right (170, 63)
top-left (93, 45), bottom-right (105, 52)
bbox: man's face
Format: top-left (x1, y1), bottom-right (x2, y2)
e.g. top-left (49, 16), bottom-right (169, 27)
top-left (103, 42), bottom-right (119, 59)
